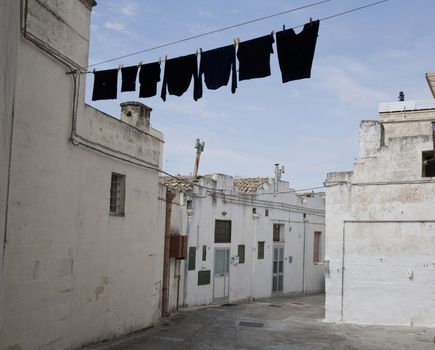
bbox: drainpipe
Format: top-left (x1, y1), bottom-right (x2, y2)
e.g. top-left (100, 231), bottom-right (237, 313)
top-left (162, 190), bottom-right (176, 317)
top-left (424, 122), bottom-right (435, 164)
top-left (302, 213), bottom-right (307, 294)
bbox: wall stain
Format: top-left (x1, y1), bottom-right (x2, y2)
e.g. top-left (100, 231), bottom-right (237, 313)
top-left (95, 285), bottom-right (105, 301)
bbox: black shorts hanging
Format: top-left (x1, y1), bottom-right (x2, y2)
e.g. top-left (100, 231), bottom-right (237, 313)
top-left (276, 20), bottom-right (320, 83)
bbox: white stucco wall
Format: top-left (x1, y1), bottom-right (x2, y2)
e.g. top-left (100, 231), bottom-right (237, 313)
top-left (169, 175), bottom-right (325, 307)
top-left (325, 104), bottom-right (435, 327)
top-left (0, 1), bottom-right (164, 349)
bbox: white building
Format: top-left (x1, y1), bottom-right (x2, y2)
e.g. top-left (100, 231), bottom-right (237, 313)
top-left (0, 1), bottom-right (165, 349)
top-left (163, 171), bottom-right (325, 307)
top-left (325, 88), bottom-right (435, 327)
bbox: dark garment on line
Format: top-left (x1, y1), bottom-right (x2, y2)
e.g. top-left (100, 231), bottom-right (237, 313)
top-left (121, 65), bottom-right (139, 92)
top-left (161, 54), bottom-right (200, 102)
top-left (237, 34), bottom-right (275, 81)
top-left (92, 68), bottom-right (118, 101)
top-left (198, 44), bottom-right (237, 97)
top-left (276, 20), bottom-right (320, 83)
top-left (139, 62), bottom-right (161, 98)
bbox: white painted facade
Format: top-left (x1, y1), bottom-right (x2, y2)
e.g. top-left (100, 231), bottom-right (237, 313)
top-left (0, 1), bottom-right (165, 349)
top-left (165, 174), bottom-right (325, 307)
top-left (325, 99), bottom-right (435, 327)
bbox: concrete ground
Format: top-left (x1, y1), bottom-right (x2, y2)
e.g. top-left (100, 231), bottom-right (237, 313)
top-left (85, 294), bottom-right (435, 350)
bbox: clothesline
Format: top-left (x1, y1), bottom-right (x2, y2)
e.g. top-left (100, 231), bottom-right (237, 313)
top-left (85, 0), bottom-right (389, 71)
top-left (91, 20), bottom-right (319, 102)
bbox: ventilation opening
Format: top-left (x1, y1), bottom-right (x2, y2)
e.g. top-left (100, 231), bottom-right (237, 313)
top-left (126, 111), bottom-right (132, 117)
top-left (422, 151), bottom-right (435, 177)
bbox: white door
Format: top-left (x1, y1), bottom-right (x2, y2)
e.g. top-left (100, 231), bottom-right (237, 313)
top-left (272, 245), bottom-right (284, 293)
top-left (213, 248), bottom-right (230, 301)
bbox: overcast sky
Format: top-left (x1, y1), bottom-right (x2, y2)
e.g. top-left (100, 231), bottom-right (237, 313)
top-left (85, 0), bottom-right (435, 190)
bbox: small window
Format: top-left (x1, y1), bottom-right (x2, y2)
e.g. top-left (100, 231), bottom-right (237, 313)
top-left (252, 208), bottom-right (257, 214)
top-left (422, 151), bottom-right (435, 177)
top-left (214, 220), bottom-right (231, 243)
top-left (238, 245), bottom-right (245, 264)
top-left (273, 224), bottom-right (282, 242)
top-left (109, 173), bottom-right (125, 215)
top-left (313, 231), bottom-right (322, 263)
top-left (187, 200), bottom-right (193, 210)
top-left (265, 209), bottom-right (269, 216)
top-left (202, 245), bottom-right (207, 261)
top-left (188, 247), bottom-right (196, 270)
top-left (198, 270), bottom-right (211, 285)
top-left (258, 241), bottom-right (265, 259)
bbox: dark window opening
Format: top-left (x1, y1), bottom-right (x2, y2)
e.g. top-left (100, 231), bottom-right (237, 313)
top-left (214, 220), bottom-right (231, 243)
top-left (252, 208), bottom-right (256, 214)
top-left (258, 241), bottom-right (265, 259)
top-left (422, 151), bottom-right (435, 177)
top-left (313, 231), bottom-right (321, 263)
top-left (202, 245), bottom-right (207, 261)
top-left (188, 247), bottom-right (196, 270)
top-left (187, 200), bottom-right (193, 210)
top-left (265, 209), bottom-right (269, 216)
top-left (238, 245), bottom-right (245, 264)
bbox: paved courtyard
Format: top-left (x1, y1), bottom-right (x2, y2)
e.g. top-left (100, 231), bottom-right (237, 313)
top-left (85, 294), bottom-right (435, 350)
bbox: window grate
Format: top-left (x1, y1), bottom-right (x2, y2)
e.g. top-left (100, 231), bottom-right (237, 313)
top-left (110, 173), bottom-right (125, 215)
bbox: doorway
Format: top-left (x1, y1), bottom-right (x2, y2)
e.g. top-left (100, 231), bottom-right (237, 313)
top-left (272, 245), bottom-right (284, 293)
top-left (213, 248), bottom-right (230, 301)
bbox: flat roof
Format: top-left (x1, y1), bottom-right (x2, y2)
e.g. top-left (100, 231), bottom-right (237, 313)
top-left (378, 99), bottom-right (435, 113)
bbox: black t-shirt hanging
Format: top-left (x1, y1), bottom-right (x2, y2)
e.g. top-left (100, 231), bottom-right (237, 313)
top-left (237, 34), bottom-right (275, 81)
top-left (139, 62), bottom-right (161, 98)
top-left (198, 44), bottom-right (237, 98)
top-left (161, 54), bottom-right (200, 101)
top-left (92, 68), bottom-right (118, 101)
top-left (121, 65), bottom-right (139, 92)
top-left (276, 20), bottom-right (320, 83)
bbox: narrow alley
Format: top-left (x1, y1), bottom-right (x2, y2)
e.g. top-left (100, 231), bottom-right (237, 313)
top-left (85, 295), bottom-right (435, 350)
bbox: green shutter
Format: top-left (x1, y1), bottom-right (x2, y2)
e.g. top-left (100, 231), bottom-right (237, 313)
top-left (198, 270), bottom-right (211, 285)
top-left (188, 247), bottom-right (196, 270)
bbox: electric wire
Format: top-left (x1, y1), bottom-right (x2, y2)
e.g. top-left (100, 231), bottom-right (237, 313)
top-left (87, 0), bottom-right (390, 70)
top-left (88, 0), bottom-right (332, 68)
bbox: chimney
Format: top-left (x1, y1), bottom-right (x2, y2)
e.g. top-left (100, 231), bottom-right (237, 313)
top-left (120, 102), bottom-right (151, 133)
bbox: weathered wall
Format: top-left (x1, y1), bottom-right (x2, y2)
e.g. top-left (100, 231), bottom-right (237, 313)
top-left (0, 1), bottom-right (164, 349)
top-left (325, 105), bottom-right (435, 327)
top-left (170, 175), bottom-right (325, 307)
top-left (0, 0), bottom-right (20, 330)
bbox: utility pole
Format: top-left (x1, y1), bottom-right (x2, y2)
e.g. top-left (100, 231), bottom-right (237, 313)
top-left (193, 138), bottom-right (205, 178)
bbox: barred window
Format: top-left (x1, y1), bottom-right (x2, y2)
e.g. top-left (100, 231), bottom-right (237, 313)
top-left (110, 173), bottom-right (125, 215)
top-left (214, 220), bottom-right (231, 243)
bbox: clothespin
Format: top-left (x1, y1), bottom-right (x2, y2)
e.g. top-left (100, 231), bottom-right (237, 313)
top-left (137, 60), bottom-right (143, 67)
top-left (196, 49), bottom-right (199, 57)
top-left (283, 24), bottom-right (286, 31)
top-left (237, 37), bottom-right (241, 45)
top-left (233, 38), bottom-right (237, 47)
top-left (309, 17), bottom-right (313, 25)
top-left (118, 64), bottom-right (123, 71)
top-left (164, 55), bottom-right (168, 62)
top-left (159, 56), bottom-right (162, 64)
top-left (92, 68), bottom-right (96, 73)
top-left (271, 30), bottom-right (274, 37)
top-left (200, 48), bottom-right (203, 55)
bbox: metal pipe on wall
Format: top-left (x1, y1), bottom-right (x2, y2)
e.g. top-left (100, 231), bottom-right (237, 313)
top-left (162, 190), bottom-right (176, 317)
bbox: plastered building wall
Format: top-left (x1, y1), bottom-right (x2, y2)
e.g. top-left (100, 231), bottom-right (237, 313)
top-left (325, 102), bottom-right (435, 327)
top-left (168, 174), bottom-right (325, 307)
top-left (0, 1), bottom-right (164, 349)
